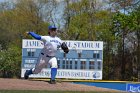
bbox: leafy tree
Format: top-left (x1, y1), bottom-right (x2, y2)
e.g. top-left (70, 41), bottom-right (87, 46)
top-left (63, 0), bottom-right (108, 40)
top-left (63, 0), bottom-right (116, 80)
top-left (128, 5), bottom-right (140, 80)
top-left (0, 0), bottom-right (60, 78)
top-left (0, 0), bottom-right (60, 49)
top-left (0, 44), bottom-right (21, 78)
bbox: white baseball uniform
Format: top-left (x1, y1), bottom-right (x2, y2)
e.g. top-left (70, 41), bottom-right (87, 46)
top-left (32, 36), bottom-right (62, 74)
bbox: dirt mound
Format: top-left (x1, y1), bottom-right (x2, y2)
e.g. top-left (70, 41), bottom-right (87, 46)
top-left (0, 78), bottom-right (122, 92)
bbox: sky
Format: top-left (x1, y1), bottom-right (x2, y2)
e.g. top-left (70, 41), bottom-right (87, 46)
top-left (0, 0), bottom-right (62, 3)
top-left (0, 0), bottom-right (4, 2)
top-left (0, 0), bottom-right (9, 2)
top-left (0, 0), bottom-right (65, 28)
top-left (0, 0), bottom-right (17, 3)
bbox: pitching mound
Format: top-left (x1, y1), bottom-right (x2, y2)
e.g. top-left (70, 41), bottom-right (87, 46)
top-left (0, 78), bottom-right (123, 92)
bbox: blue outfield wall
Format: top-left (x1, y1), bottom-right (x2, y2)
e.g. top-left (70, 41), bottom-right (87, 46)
top-left (74, 81), bottom-right (140, 92)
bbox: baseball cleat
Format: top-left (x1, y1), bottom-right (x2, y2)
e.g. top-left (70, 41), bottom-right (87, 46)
top-left (49, 79), bottom-right (56, 84)
top-left (24, 69), bottom-right (33, 79)
top-left (24, 70), bottom-right (29, 79)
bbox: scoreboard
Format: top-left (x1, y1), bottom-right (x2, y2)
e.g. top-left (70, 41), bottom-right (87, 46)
top-left (21, 39), bottom-right (103, 79)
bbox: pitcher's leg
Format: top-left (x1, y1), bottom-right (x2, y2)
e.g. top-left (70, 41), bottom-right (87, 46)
top-left (24, 52), bottom-right (47, 79)
top-left (33, 57), bottom-right (46, 74)
top-left (48, 57), bottom-right (58, 84)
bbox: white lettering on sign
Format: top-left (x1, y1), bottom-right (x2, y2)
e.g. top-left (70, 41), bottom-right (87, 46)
top-left (128, 85), bottom-right (140, 92)
top-left (127, 84), bottom-right (140, 92)
top-left (27, 49), bottom-right (36, 52)
top-left (25, 60), bottom-right (35, 63)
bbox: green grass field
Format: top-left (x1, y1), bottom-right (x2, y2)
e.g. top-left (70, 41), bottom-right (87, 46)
top-left (0, 90), bottom-right (124, 93)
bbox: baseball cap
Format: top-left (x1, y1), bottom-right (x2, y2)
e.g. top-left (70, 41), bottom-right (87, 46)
top-left (48, 25), bottom-right (57, 30)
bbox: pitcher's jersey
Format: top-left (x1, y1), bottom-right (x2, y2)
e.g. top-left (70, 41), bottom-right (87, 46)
top-left (40, 36), bottom-right (62, 56)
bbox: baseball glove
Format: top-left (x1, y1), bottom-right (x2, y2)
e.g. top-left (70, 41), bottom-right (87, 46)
top-left (61, 42), bottom-right (69, 53)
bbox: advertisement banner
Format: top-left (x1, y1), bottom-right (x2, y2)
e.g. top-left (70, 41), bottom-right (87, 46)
top-left (126, 83), bottom-right (140, 92)
top-left (21, 69), bottom-right (102, 79)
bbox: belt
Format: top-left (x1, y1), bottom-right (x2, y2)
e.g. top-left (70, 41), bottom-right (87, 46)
top-left (41, 53), bottom-right (54, 58)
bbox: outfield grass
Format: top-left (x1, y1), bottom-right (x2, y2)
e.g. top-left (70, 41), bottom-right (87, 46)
top-left (0, 90), bottom-right (125, 93)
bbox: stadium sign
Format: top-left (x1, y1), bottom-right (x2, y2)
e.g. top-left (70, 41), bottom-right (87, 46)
top-left (21, 39), bottom-right (103, 80)
top-left (22, 39), bottom-right (103, 50)
top-left (126, 83), bottom-right (140, 92)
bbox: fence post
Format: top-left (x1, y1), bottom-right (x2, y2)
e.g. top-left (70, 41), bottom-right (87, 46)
top-left (138, 71), bottom-right (140, 82)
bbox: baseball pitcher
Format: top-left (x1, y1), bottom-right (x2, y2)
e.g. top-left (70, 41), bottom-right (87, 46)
top-left (24, 25), bottom-right (69, 84)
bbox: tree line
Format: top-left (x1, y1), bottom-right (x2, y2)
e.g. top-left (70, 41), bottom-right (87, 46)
top-left (0, 0), bottom-right (139, 81)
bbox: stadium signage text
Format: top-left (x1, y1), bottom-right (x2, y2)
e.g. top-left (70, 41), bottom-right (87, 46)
top-left (23, 39), bottom-right (103, 50)
top-left (21, 69), bottom-right (102, 79)
top-left (126, 84), bottom-right (140, 92)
